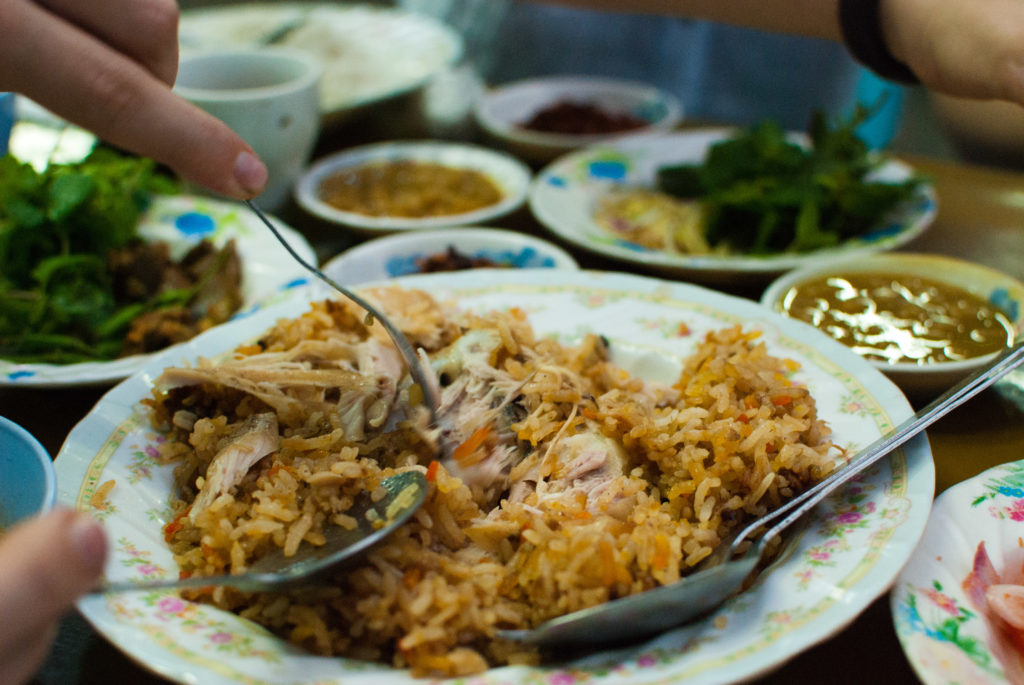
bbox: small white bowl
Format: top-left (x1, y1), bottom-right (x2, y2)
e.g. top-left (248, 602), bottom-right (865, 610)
top-left (761, 253), bottom-right (1024, 398)
top-left (175, 46), bottom-right (322, 211)
top-left (294, 140), bottom-right (532, 234)
top-left (0, 417), bottom-right (56, 528)
top-left (473, 75), bottom-right (683, 163)
top-left (320, 227), bottom-right (579, 285)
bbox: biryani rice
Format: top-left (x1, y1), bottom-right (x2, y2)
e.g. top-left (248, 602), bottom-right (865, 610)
top-left (144, 287), bottom-right (840, 677)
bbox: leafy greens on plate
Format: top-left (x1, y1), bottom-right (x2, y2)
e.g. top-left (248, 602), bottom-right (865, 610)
top-left (0, 148), bottom-right (241, 364)
top-left (655, 107), bottom-right (924, 254)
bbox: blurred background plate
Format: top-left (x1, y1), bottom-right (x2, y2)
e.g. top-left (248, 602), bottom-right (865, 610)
top-left (178, 2), bottom-right (463, 126)
top-left (0, 195), bottom-right (314, 388)
top-left (529, 129), bottom-right (937, 286)
top-left (295, 140), bottom-right (532, 233)
top-left (319, 226), bottom-right (578, 285)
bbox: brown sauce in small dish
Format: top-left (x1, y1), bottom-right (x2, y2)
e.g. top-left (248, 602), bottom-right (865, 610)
top-left (319, 161), bottom-right (503, 218)
top-left (778, 272), bottom-right (1014, 364)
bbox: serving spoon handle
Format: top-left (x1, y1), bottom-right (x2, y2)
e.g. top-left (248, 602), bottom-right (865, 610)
top-left (734, 339), bottom-right (1024, 562)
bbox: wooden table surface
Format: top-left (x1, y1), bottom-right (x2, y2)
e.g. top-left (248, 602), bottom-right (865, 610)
top-left (6, 141), bottom-right (1024, 685)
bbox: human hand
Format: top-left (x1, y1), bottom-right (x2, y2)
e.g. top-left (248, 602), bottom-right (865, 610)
top-left (0, 0), bottom-right (268, 199)
top-left (881, 0), bottom-right (1024, 104)
top-left (0, 508), bottom-right (107, 685)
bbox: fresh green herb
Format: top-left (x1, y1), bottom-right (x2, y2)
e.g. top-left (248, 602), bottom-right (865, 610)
top-left (655, 107), bottom-right (924, 254)
top-left (0, 147), bottom-right (182, 363)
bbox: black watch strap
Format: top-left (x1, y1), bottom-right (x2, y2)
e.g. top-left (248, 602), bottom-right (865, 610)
top-left (838, 0), bottom-right (920, 84)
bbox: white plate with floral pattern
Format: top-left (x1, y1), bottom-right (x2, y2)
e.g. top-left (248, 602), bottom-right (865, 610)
top-left (892, 458), bottom-right (1024, 684)
top-left (0, 194), bottom-right (314, 387)
top-left (529, 129), bottom-right (937, 286)
top-left (55, 269), bottom-right (933, 684)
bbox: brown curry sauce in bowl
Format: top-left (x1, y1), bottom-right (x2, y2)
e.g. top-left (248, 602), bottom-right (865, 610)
top-left (762, 253), bottom-right (1023, 398)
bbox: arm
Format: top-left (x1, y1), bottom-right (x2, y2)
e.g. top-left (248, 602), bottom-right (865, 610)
top-left (529, 0), bottom-right (1024, 105)
top-left (0, 0), bottom-right (267, 199)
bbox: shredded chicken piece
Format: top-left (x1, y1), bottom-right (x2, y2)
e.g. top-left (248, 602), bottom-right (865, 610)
top-left (431, 329), bottom-right (528, 492)
top-left (156, 335), bottom-right (404, 436)
top-left (190, 413), bottom-right (280, 522)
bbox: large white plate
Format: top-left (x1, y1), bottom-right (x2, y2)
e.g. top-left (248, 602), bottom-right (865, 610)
top-left (892, 458), bottom-right (1024, 685)
top-left (55, 269), bottom-right (933, 684)
top-left (0, 194), bottom-right (314, 387)
top-left (178, 2), bottom-right (463, 125)
top-left (529, 129), bottom-right (937, 285)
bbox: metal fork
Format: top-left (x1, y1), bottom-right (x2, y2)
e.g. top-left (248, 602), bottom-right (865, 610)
top-left (243, 200), bottom-right (446, 451)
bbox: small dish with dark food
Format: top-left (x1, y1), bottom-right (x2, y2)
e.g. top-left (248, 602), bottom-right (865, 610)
top-left (414, 245), bottom-right (506, 272)
top-left (319, 226), bottom-right (578, 286)
top-left (473, 75), bottom-right (682, 163)
top-left (519, 100), bottom-right (649, 136)
top-left (761, 252), bottom-right (1023, 397)
top-left (295, 141), bottom-right (532, 234)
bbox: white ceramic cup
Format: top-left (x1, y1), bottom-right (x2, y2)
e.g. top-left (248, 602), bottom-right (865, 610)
top-left (175, 47), bottom-right (321, 209)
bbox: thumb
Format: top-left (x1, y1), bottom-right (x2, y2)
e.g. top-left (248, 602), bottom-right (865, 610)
top-left (0, 508), bottom-right (107, 630)
top-left (0, 508), bottom-right (107, 684)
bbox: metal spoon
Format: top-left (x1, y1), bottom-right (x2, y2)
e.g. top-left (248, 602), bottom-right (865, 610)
top-left (499, 340), bottom-right (1024, 647)
top-left (95, 470), bottom-right (426, 594)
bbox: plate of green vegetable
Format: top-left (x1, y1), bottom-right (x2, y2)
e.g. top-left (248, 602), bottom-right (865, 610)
top-left (0, 150), bottom-right (315, 387)
top-left (528, 111), bottom-right (936, 286)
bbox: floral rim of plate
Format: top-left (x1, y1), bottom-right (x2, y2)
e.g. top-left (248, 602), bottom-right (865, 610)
top-left (0, 194), bottom-right (314, 387)
top-left (474, 75), bottom-right (684, 147)
top-left (57, 269), bottom-right (933, 685)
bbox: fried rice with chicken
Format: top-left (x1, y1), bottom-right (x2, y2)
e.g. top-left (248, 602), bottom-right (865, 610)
top-left (144, 287), bottom-right (839, 677)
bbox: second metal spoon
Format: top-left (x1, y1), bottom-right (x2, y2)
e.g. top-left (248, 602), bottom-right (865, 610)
top-left (95, 470), bottom-right (427, 594)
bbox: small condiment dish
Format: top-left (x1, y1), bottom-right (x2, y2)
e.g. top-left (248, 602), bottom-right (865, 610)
top-left (473, 75), bottom-right (683, 163)
top-left (761, 253), bottom-right (1024, 398)
top-left (0, 416), bottom-right (56, 529)
top-left (294, 140), bottom-right (532, 234)
top-left (319, 227), bottom-right (579, 286)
